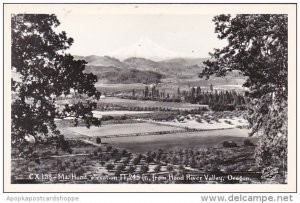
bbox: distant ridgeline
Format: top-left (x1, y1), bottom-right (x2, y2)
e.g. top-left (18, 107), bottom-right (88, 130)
top-left (120, 84), bottom-right (247, 111)
top-left (83, 65), bottom-right (164, 84)
top-left (78, 56), bottom-right (209, 84)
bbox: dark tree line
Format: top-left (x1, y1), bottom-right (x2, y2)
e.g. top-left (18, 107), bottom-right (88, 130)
top-left (186, 89), bottom-right (246, 111)
top-left (123, 85), bottom-right (247, 111)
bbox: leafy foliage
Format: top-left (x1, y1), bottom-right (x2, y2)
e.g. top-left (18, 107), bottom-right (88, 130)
top-left (11, 14), bottom-right (100, 154)
top-left (200, 14), bottom-right (287, 175)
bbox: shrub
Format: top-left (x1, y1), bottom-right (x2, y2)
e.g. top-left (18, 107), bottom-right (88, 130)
top-left (123, 157), bottom-right (130, 165)
top-left (154, 164), bottom-right (161, 173)
top-left (210, 164), bottom-right (222, 174)
top-left (74, 166), bottom-right (86, 176)
top-left (244, 139), bottom-right (254, 146)
top-left (190, 159), bottom-right (197, 168)
top-left (196, 118), bottom-right (203, 123)
top-left (106, 145), bottom-right (112, 152)
top-left (166, 165), bottom-right (174, 172)
top-left (171, 156), bottom-right (179, 165)
top-left (102, 115), bottom-right (114, 120)
top-left (119, 115), bottom-right (127, 120)
top-left (114, 154), bottom-right (122, 163)
top-left (116, 164), bottom-right (125, 171)
top-left (106, 164), bottom-right (115, 171)
top-left (145, 156), bottom-right (154, 164)
top-left (133, 157), bottom-right (140, 165)
top-left (65, 161), bottom-right (71, 168)
top-left (96, 137), bottom-right (101, 144)
top-left (111, 149), bottom-right (119, 156)
top-left (115, 169), bottom-right (122, 176)
top-left (127, 166), bottom-right (136, 173)
top-left (140, 165), bottom-right (149, 174)
top-left (178, 165), bottom-right (185, 171)
top-left (121, 149), bottom-right (128, 156)
top-left (224, 120), bottom-right (233, 125)
top-left (105, 156), bottom-right (111, 162)
top-left (223, 141), bottom-right (238, 148)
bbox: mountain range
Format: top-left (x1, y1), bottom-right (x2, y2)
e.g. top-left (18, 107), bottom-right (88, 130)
top-left (73, 55), bottom-right (209, 83)
top-left (73, 37), bottom-right (244, 85)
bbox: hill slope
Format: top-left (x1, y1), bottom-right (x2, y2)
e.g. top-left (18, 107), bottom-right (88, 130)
top-left (74, 55), bottom-right (128, 68)
top-left (75, 55), bottom-right (209, 77)
top-left (76, 55), bottom-right (244, 86)
top-left (84, 65), bottom-right (164, 84)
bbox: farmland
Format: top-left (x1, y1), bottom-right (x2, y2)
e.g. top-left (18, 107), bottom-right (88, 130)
top-left (11, 135), bottom-right (262, 184)
top-left (68, 122), bottom-right (185, 138)
top-left (101, 129), bottom-right (255, 154)
top-left (98, 97), bottom-right (208, 111)
top-left (11, 76), bottom-right (266, 184)
top-left (11, 95), bottom-right (268, 184)
top-left (10, 12), bottom-right (288, 187)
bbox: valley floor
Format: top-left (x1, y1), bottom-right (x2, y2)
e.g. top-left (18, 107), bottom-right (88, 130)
top-left (11, 97), bottom-right (285, 184)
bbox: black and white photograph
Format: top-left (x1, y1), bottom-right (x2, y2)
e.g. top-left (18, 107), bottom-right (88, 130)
top-left (3, 3), bottom-right (297, 192)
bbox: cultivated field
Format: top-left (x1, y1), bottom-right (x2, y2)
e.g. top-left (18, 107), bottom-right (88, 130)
top-left (98, 97), bottom-right (208, 110)
top-left (101, 129), bottom-right (256, 154)
top-left (95, 77), bottom-right (246, 95)
top-left (148, 116), bottom-right (248, 130)
top-left (67, 122), bottom-right (185, 138)
top-left (92, 110), bottom-right (154, 118)
top-left (13, 89), bottom-right (266, 184)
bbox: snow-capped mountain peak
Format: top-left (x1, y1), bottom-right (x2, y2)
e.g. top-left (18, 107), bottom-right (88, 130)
top-left (106, 37), bottom-right (180, 61)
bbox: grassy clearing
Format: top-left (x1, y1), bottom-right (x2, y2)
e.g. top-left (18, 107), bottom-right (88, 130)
top-left (67, 122), bottom-right (184, 138)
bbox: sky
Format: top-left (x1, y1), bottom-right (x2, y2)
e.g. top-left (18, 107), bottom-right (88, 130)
top-left (54, 6), bottom-right (227, 58)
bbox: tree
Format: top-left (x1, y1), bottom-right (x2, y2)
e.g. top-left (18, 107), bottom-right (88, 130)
top-left (133, 157), bottom-right (141, 165)
top-left (145, 155), bottom-right (153, 164)
top-left (140, 165), bottom-right (149, 174)
top-left (144, 86), bottom-right (149, 97)
top-left (200, 14), bottom-right (287, 176)
top-left (106, 145), bottom-right (113, 152)
top-left (177, 87), bottom-right (181, 96)
top-left (127, 166), bottom-right (136, 173)
top-left (116, 164), bottom-right (125, 171)
top-left (123, 157), bottom-right (130, 166)
top-left (154, 164), bottom-right (161, 173)
top-left (106, 163), bottom-right (115, 171)
top-left (11, 14), bottom-right (101, 154)
top-left (166, 165), bottom-right (174, 173)
top-left (96, 137), bottom-right (101, 144)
